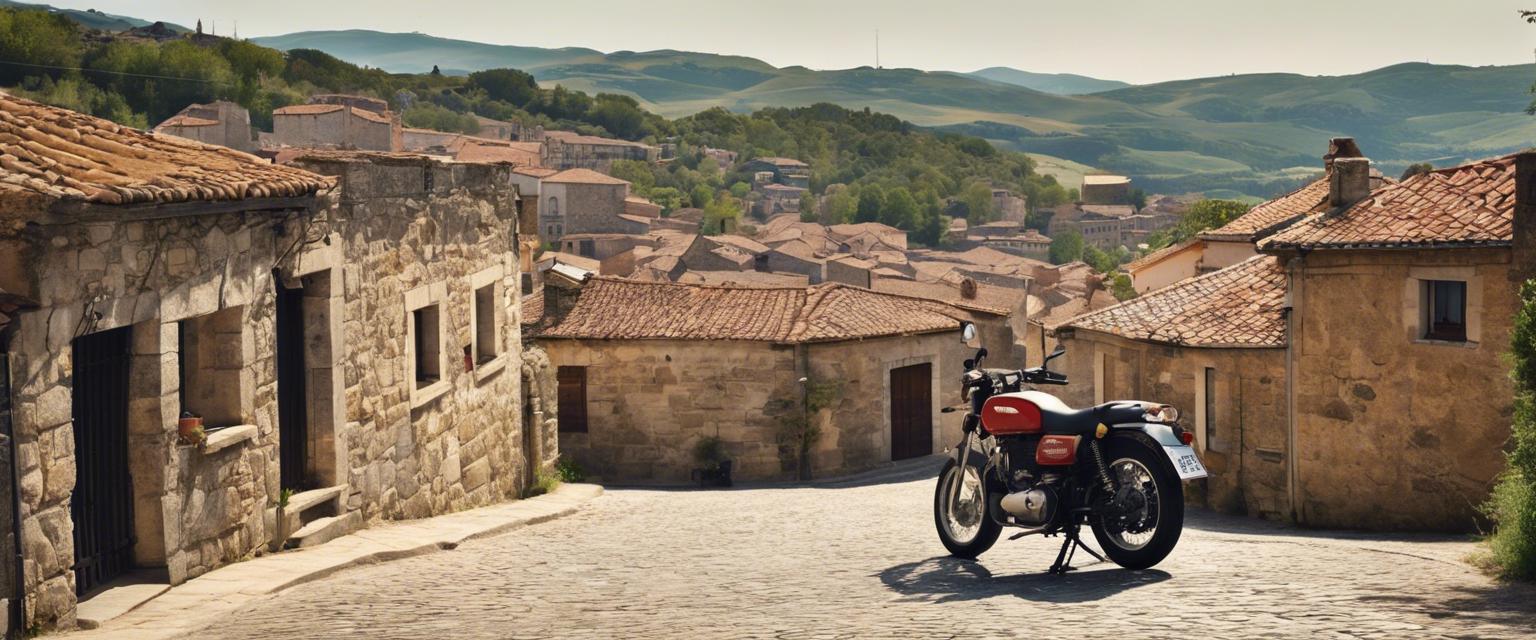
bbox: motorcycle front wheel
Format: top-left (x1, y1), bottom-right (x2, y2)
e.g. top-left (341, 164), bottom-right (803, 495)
top-left (933, 455), bottom-right (1001, 559)
top-left (1089, 436), bottom-right (1184, 570)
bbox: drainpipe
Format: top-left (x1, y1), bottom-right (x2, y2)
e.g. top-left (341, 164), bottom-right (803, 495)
top-left (0, 327), bottom-right (22, 640)
top-left (795, 343), bottom-right (811, 481)
top-left (1285, 252), bottom-right (1304, 524)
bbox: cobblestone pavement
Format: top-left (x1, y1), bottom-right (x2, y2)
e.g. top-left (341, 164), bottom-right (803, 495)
top-left (173, 459), bottom-right (1536, 639)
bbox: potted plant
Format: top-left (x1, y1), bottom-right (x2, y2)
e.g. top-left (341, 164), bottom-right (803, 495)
top-left (177, 411), bottom-right (205, 446)
top-left (690, 435), bottom-right (732, 488)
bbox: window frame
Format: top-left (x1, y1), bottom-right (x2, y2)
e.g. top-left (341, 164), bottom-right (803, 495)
top-left (1422, 280), bottom-right (1468, 343)
top-left (405, 282), bottom-right (450, 407)
top-left (469, 264), bottom-right (509, 383)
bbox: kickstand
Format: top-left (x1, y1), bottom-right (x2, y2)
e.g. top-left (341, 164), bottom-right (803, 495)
top-left (1048, 526), bottom-right (1106, 574)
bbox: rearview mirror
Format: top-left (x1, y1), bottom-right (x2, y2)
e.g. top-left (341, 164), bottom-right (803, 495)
top-left (1045, 346), bottom-right (1066, 364)
top-left (961, 323), bottom-right (977, 344)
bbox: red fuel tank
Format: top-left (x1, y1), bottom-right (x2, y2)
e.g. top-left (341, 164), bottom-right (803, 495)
top-left (981, 395), bottom-right (1043, 435)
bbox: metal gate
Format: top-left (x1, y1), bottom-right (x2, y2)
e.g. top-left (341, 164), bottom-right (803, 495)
top-left (890, 363), bottom-right (933, 460)
top-left (70, 326), bottom-right (134, 596)
top-left (275, 277), bottom-right (310, 491)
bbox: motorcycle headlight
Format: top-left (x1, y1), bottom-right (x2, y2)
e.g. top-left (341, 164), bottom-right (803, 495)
top-left (1143, 404), bottom-right (1179, 423)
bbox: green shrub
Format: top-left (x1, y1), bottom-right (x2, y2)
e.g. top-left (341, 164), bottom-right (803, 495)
top-left (554, 456), bottom-right (586, 483)
top-left (524, 470), bottom-right (560, 498)
top-left (692, 435), bottom-right (727, 471)
top-left (1486, 279), bottom-right (1536, 579)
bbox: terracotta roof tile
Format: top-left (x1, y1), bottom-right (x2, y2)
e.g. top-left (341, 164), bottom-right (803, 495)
top-left (349, 107), bottom-right (391, 124)
top-left (1060, 255), bottom-right (1287, 348)
top-left (1126, 238), bottom-right (1203, 273)
top-left (542, 168), bottom-right (628, 185)
top-left (1201, 175), bottom-right (1329, 241)
top-left (273, 104), bottom-right (343, 116)
top-left (543, 277), bottom-right (988, 343)
top-left (1262, 155), bottom-right (1516, 250)
top-left (0, 95), bottom-right (330, 207)
top-left (157, 115), bottom-right (219, 128)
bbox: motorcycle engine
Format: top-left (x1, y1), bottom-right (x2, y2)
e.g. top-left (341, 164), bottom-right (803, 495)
top-left (995, 436), bottom-right (1059, 526)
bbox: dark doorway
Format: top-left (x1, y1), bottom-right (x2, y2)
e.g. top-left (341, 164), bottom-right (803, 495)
top-left (70, 326), bottom-right (134, 596)
top-left (890, 363), bottom-right (933, 460)
top-left (275, 276), bottom-right (310, 491)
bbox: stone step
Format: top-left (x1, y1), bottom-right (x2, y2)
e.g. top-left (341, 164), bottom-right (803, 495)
top-left (285, 485), bottom-right (346, 516)
top-left (288, 511), bottom-right (364, 549)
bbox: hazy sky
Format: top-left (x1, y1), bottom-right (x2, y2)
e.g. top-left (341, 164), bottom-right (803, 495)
top-left (50, 0), bottom-right (1536, 83)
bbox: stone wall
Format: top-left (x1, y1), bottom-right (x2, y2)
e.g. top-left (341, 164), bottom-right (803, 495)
top-left (273, 111), bottom-right (394, 151)
top-left (1054, 331), bottom-right (1290, 520)
top-left (540, 182), bottom-right (629, 239)
top-left (1287, 248), bottom-right (1515, 531)
top-left (291, 157), bottom-right (545, 523)
top-left (544, 330), bottom-right (972, 482)
top-left (6, 205), bottom-right (292, 627)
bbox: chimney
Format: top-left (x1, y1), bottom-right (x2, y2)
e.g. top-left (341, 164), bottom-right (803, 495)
top-left (1329, 157), bottom-right (1372, 210)
top-left (1513, 151), bottom-right (1536, 282)
top-left (1323, 137), bottom-right (1363, 170)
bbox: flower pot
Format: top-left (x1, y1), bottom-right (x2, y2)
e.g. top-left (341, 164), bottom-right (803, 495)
top-left (178, 415), bottom-right (205, 445)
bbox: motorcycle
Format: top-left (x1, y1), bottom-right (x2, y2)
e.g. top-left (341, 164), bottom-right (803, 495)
top-left (933, 323), bottom-right (1208, 573)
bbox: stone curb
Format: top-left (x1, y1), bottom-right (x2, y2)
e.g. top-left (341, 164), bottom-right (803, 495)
top-left (66, 483), bottom-right (604, 640)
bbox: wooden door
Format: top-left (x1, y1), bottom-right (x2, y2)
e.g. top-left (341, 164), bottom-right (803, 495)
top-left (890, 363), bottom-right (933, 460)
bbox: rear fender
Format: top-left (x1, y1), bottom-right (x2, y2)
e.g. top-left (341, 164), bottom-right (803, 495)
top-left (1107, 423), bottom-right (1208, 481)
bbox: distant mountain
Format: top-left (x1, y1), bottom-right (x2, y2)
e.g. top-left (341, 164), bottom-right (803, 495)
top-left (0, 0), bottom-right (187, 32)
top-left (967, 67), bottom-right (1132, 95)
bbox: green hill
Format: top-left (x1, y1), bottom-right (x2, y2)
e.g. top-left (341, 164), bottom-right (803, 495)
top-left (224, 30), bottom-right (1536, 196)
top-left (0, 0), bottom-right (186, 32)
top-left (967, 67), bottom-right (1132, 95)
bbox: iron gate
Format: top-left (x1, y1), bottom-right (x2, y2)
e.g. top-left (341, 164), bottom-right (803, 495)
top-left (70, 326), bottom-right (134, 596)
top-left (275, 276), bottom-right (310, 491)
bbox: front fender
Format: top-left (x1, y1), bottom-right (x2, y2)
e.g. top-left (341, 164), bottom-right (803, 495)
top-left (1109, 422), bottom-right (1208, 481)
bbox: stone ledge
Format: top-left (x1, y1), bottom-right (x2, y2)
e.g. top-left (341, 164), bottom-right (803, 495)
top-left (473, 354), bottom-right (508, 384)
top-left (200, 424), bottom-right (257, 454)
top-left (410, 379), bottom-right (452, 408)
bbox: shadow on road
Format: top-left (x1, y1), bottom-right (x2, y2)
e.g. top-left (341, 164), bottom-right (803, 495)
top-left (878, 556), bottom-right (1170, 604)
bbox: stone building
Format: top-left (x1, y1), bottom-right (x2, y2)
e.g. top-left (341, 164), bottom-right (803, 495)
top-left (741, 157), bottom-right (811, 189)
top-left (533, 277), bottom-right (1004, 481)
top-left (540, 131), bottom-right (656, 172)
top-left (991, 187), bottom-right (1028, 222)
top-left (271, 100), bottom-right (401, 152)
top-left (1080, 174), bottom-right (1131, 204)
top-left (531, 168), bottom-right (636, 242)
top-left (153, 101), bottom-right (257, 152)
top-left (1255, 153), bottom-right (1527, 531)
top-left (0, 97), bottom-right (548, 629)
top-left (1054, 256), bottom-right (1291, 520)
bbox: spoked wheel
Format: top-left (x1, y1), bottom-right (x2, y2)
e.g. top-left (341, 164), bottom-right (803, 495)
top-left (933, 454), bottom-right (1001, 559)
top-left (1089, 437), bottom-right (1183, 570)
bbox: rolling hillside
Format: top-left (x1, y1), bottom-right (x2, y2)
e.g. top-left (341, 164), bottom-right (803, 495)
top-left (0, 0), bottom-right (186, 32)
top-left (204, 30), bottom-right (1536, 197)
top-left (967, 67), bottom-right (1132, 94)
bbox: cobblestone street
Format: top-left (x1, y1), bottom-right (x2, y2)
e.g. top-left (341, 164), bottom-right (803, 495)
top-left (171, 459), bottom-right (1536, 639)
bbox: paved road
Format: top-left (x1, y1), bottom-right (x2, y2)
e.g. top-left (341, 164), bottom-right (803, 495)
top-left (173, 458), bottom-right (1536, 639)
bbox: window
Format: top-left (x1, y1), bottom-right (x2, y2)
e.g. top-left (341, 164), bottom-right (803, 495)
top-left (179, 306), bottom-right (246, 427)
top-left (1202, 367), bottom-right (1216, 450)
top-left (578, 239), bottom-right (595, 258)
top-left (473, 282), bottom-right (499, 364)
top-left (557, 366), bottom-right (588, 433)
top-left (412, 305), bottom-right (442, 388)
top-left (521, 273), bottom-right (535, 296)
top-left (547, 196), bottom-right (560, 217)
top-left (1423, 280), bottom-right (1467, 342)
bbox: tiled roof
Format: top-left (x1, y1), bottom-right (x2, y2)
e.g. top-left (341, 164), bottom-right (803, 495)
top-left (678, 270), bottom-right (811, 288)
top-left (273, 104), bottom-right (343, 116)
top-left (158, 115), bottom-right (218, 128)
top-left (1262, 155), bottom-right (1517, 250)
top-left (543, 130), bottom-right (651, 148)
top-left (749, 156), bottom-right (809, 168)
top-left (1125, 238), bottom-right (1203, 273)
top-left (455, 141), bottom-right (540, 165)
top-left (520, 290), bottom-right (544, 327)
top-left (1083, 175), bottom-right (1130, 186)
top-left (513, 166), bottom-right (560, 178)
top-left (1060, 255), bottom-right (1287, 348)
top-left (543, 277), bottom-right (989, 343)
top-left (0, 95), bottom-right (331, 207)
top-left (870, 278), bottom-right (1016, 315)
top-left (543, 168), bottom-right (628, 185)
top-left (1201, 175), bottom-right (1329, 242)
top-left (349, 107), bottom-right (392, 124)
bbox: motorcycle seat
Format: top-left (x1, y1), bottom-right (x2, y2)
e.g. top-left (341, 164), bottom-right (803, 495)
top-left (1038, 401), bottom-right (1147, 436)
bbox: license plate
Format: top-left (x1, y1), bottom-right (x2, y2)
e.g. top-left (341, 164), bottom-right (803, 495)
top-left (1163, 445), bottom-right (1208, 480)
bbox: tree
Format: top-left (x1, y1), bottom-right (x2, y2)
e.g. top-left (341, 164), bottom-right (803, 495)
top-left (729, 181), bottom-right (751, 199)
top-left (1110, 273), bottom-right (1138, 301)
top-left (402, 103), bottom-right (479, 133)
top-left (1401, 162), bottom-right (1434, 181)
top-left (960, 182), bottom-right (995, 223)
top-left (0, 8), bottom-right (82, 85)
top-left (430, 65), bottom-right (442, 76)
top-left (1487, 280), bottom-right (1536, 579)
top-left (466, 68), bottom-right (538, 106)
top-left (702, 197), bottom-right (742, 235)
top-left (855, 185), bottom-right (885, 223)
top-left (587, 93), bottom-right (648, 139)
top-left (609, 160), bottom-right (656, 193)
top-left (881, 187), bottom-right (918, 229)
top-left (1172, 199), bottom-right (1251, 243)
top-left (649, 187), bottom-right (683, 214)
top-left (1049, 230), bottom-right (1085, 264)
top-left (690, 185), bottom-right (715, 208)
top-left (823, 190), bottom-right (857, 224)
top-left (798, 191), bottom-right (818, 222)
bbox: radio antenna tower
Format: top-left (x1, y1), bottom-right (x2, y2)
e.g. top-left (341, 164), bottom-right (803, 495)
top-left (876, 30), bottom-right (881, 69)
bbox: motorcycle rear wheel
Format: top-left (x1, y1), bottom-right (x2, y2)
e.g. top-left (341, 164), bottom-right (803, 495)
top-left (933, 455), bottom-right (1001, 559)
top-left (1089, 436), bottom-right (1184, 570)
